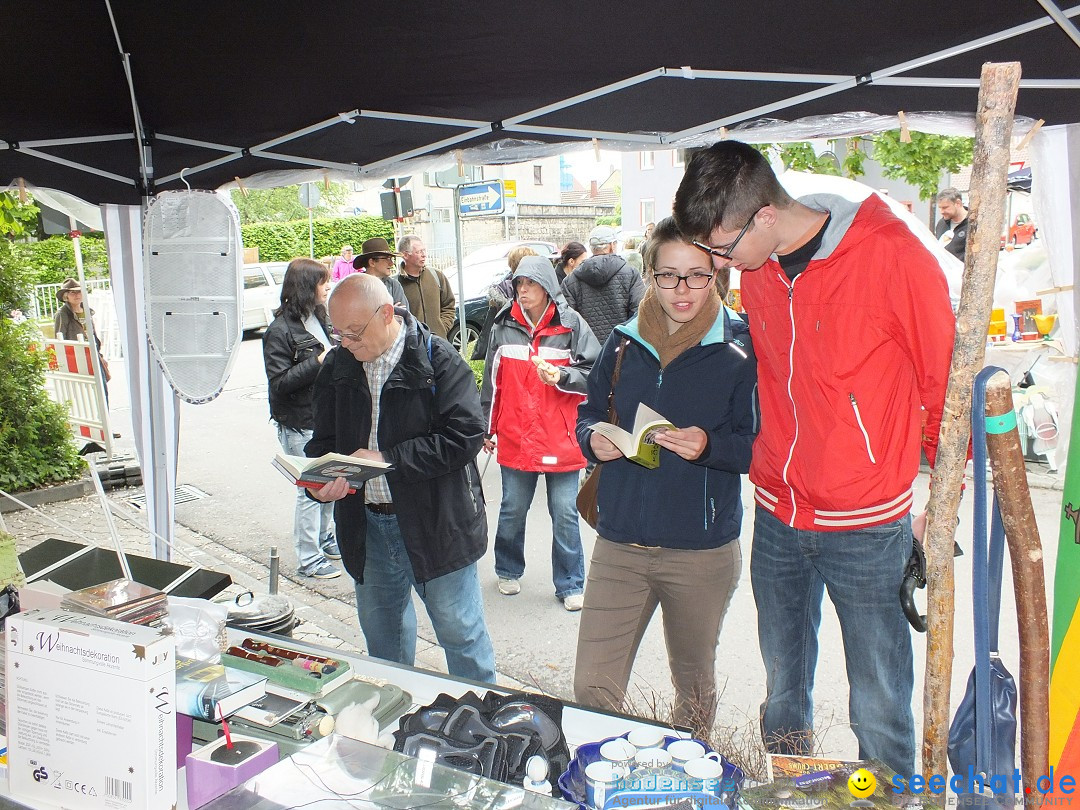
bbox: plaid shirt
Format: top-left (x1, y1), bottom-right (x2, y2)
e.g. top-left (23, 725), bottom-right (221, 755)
top-left (363, 317), bottom-right (406, 504)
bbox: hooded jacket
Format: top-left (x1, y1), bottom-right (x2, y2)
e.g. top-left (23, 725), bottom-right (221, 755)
top-left (561, 253), bottom-right (645, 343)
top-left (743, 193), bottom-right (954, 531)
top-left (306, 310), bottom-right (487, 584)
top-left (482, 256), bottom-right (600, 473)
top-left (576, 308), bottom-right (758, 549)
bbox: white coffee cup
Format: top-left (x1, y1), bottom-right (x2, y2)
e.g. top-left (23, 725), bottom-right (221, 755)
top-left (684, 756), bottom-right (724, 796)
top-left (599, 739), bottom-right (635, 777)
top-left (585, 760), bottom-right (621, 810)
top-left (665, 739), bottom-right (707, 769)
top-left (633, 746), bottom-right (672, 771)
top-left (627, 727), bottom-right (666, 750)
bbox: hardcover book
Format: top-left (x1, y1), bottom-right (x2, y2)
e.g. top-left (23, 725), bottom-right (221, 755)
top-left (175, 657), bottom-right (267, 721)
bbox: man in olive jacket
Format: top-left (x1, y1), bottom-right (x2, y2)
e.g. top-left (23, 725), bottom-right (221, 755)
top-left (307, 275), bottom-right (495, 683)
top-left (397, 235), bottom-right (456, 339)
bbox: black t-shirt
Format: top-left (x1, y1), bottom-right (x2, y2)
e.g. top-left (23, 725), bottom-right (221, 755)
top-left (935, 216), bottom-right (969, 261)
top-left (777, 215), bottom-right (831, 281)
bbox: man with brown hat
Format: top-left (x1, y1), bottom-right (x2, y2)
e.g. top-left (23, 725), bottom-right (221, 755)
top-left (353, 238), bottom-right (409, 312)
top-left (54, 277), bottom-right (111, 393)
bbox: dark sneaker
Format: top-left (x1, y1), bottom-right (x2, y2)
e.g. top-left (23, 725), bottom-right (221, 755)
top-left (299, 559), bottom-right (340, 579)
top-left (319, 533), bottom-right (342, 560)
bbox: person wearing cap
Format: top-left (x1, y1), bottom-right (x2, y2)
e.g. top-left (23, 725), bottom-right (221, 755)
top-left (331, 245), bottom-right (356, 282)
top-left (353, 238), bottom-right (409, 311)
top-left (54, 278), bottom-right (111, 390)
top-left (480, 256), bottom-right (600, 611)
top-left (397, 236), bottom-right (456, 340)
top-left (561, 226), bottom-right (645, 344)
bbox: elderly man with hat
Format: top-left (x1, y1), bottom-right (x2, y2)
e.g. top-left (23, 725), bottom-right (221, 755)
top-left (353, 238), bottom-right (409, 312)
top-left (561, 225), bottom-right (645, 344)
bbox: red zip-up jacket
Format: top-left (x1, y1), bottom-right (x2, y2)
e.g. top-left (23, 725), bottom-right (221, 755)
top-left (743, 194), bottom-right (954, 531)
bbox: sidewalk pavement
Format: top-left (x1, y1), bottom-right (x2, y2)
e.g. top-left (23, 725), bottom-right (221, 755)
top-left (0, 487), bottom-right (530, 691)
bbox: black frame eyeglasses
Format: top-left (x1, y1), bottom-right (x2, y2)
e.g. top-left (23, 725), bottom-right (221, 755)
top-left (331, 305), bottom-right (385, 344)
top-left (652, 271), bottom-right (716, 290)
top-left (692, 207), bottom-right (763, 260)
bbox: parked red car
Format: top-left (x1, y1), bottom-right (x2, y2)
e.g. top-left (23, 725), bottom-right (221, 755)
top-left (1001, 213), bottom-right (1037, 248)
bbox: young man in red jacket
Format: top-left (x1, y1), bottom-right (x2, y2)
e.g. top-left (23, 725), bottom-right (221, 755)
top-left (674, 141), bottom-right (954, 776)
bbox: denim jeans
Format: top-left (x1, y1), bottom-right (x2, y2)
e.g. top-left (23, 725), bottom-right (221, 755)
top-left (275, 424), bottom-right (335, 571)
top-left (355, 510), bottom-right (496, 684)
top-left (750, 506), bottom-right (915, 776)
top-left (494, 466), bottom-right (585, 599)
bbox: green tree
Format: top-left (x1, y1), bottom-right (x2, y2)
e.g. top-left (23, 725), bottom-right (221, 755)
top-left (754, 139), bottom-right (867, 179)
top-left (0, 192), bottom-right (40, 239)
top-left (870, 130), bottom-right (974, 202)
top-left (0, 238), bottom-right (84, 492)
top-left (230, 182), bottom-right (351, 225)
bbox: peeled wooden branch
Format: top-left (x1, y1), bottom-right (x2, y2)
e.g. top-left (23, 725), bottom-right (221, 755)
top-left (985, 372), bottom-right (1050, 791)
top-left (921, 61), bottom-right (1021, 802)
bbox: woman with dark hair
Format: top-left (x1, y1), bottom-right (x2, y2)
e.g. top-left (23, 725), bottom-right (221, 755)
top-left (262, 258), bottom-right (341, 579)
top-left (554, 241), bottom-right (587, 284)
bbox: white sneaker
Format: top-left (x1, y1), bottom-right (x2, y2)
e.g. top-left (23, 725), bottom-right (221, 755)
top-left (563, 594), bottom-right (584, 611)
top-left (498, 578), bottom-right (521, 595)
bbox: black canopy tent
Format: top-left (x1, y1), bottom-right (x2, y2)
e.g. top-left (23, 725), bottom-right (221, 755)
top-left (5, 1), bottom-right (1080, 558)
top-left (5, 2), bottom-right (1080, 201)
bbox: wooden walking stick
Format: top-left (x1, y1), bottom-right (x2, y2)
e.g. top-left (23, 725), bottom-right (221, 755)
top-left (984, 371), bottom-right (1050, 791)
top-left (921, 61), bottom-right (1021, 801)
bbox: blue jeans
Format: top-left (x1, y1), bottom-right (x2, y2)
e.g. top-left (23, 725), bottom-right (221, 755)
top-left (494, 466), bottom-right (585, 599)
top-left (750, 506), bottom-right (915, 775)
top-left (276, 424), bottom-right (335, 570)
top-left (355, 511), bottom-right (496, 684)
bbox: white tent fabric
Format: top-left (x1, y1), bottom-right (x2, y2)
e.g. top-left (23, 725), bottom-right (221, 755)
top-left (102, 203), bottom-right (180, 559)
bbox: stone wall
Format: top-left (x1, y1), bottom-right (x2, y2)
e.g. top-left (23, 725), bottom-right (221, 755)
top-left (461, 203), bottom-right (614, 251)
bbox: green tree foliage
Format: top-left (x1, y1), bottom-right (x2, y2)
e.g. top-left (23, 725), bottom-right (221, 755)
top-left (753, 139), bottom-right (867, 179)
top-left (870, 130), bottom-right (974, 201)
top-left (0, 239), bottom-right (84, 491)
top-left (241, 216), bottom-right (394, 261)
top-left (0, 192), bottom-right (40, 239)
top-left (230, 183), bottom-right (351, 225)
top-left (12, 236), bottom-right (110, 286)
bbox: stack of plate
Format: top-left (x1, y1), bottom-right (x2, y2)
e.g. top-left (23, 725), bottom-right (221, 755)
top-left (225, 592), bottom-right (297, 636)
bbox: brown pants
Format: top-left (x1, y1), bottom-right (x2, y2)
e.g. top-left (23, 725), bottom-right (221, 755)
top-left (574, 537), bottom-right (741, 732)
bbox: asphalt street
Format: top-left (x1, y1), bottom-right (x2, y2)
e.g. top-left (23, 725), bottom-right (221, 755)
top-left (94, 333), bottom-right (1065, 760)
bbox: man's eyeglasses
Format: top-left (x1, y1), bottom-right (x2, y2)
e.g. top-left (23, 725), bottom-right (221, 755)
top-left (692, 207), bottom-right (763, 260)
top-left (652, 271), bottom-right (716, 290)
top-left (331, 305), bottom-right (385, 344)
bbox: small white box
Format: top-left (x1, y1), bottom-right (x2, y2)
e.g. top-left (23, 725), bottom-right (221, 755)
top-left (6, 609), bottom-right (176, 810)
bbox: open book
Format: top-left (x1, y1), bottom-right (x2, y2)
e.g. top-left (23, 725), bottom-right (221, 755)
top-left (272, 452), bottom-right (392, 491)
top-left (587, 403), bottom-right (676, 469)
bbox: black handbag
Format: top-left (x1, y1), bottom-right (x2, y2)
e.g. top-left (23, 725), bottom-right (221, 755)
top-left (577, 338), bottom-right (629, 529)
top-left (947, 366), bottom-right (1018, 785)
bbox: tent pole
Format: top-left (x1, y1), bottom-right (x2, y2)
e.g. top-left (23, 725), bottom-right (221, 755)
top-left (921, 62), bottom-right (1020, 802)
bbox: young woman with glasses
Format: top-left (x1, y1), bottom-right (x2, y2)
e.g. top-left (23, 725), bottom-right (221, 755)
top-left (573, 217), bottom-right (759, 737)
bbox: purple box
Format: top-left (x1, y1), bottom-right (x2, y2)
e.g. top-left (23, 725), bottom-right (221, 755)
top-left (185, 735), bottom-right (278, 810)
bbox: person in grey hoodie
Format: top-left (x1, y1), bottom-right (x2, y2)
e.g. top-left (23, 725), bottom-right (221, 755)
top-left (561, 225), bottom-right (646, 343)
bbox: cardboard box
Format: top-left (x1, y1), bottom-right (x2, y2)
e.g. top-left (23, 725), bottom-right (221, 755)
top-left (6, 609), bottom-right (176, 810)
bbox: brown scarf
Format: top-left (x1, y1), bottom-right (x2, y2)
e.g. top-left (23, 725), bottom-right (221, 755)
top-left (636, 283), bottom-right (722, 369)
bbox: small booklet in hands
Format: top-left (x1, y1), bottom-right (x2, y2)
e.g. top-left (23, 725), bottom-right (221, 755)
top-left (587, 403), bottom-right (676, 469)
top-left (272, 452), bottom-right (392, 491)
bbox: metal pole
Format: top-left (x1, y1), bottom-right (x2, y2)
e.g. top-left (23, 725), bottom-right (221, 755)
top-left (452, 186), bottom-right (468, 358)
top-left (307, 208), bottom-right (314, 258)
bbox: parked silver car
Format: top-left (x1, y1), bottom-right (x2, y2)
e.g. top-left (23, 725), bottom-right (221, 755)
top-left (241, 262), bottom-right (288, 332)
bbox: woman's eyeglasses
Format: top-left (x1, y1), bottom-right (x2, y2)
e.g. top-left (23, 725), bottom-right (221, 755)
top-left (652, 271), bottom-right (716, 290)
top-left (330, 305), bottom-right (384, 344)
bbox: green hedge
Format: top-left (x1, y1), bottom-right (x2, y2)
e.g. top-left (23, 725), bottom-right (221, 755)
top-left (242, 216), bottom-right (394, 262)
top-left (10, 236), bottom-right (109, 287)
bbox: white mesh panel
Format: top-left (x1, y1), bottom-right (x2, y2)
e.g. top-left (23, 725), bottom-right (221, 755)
top-left (143, 191), bottom-right (243, 404)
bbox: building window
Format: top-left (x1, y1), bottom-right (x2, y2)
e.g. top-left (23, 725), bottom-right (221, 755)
top-left (533, 165), bottom-right (543, 185)
top-left (433, 208), bottom-right (452, 224)
top-left (640, 199), bottom-right (655, 225)
top-left (639, 152), bottom-right (655, 171)
top-left (673, 149), bottom-right (690, 167)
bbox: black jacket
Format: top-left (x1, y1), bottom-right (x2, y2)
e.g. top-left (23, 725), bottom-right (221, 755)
top-left (561, 253), bottom-right (645, 343)
top-left (306, 310), bottom-right (487, 584)
top-left (262, 312), bottom-right (331, 430)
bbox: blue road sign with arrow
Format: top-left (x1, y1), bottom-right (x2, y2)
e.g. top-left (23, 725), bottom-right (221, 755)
top-left (458, 180), bottom-right (505, 216)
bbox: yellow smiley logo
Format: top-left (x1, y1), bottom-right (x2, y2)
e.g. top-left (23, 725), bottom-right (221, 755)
top-left (847, 768), bottom-right (877, 799)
